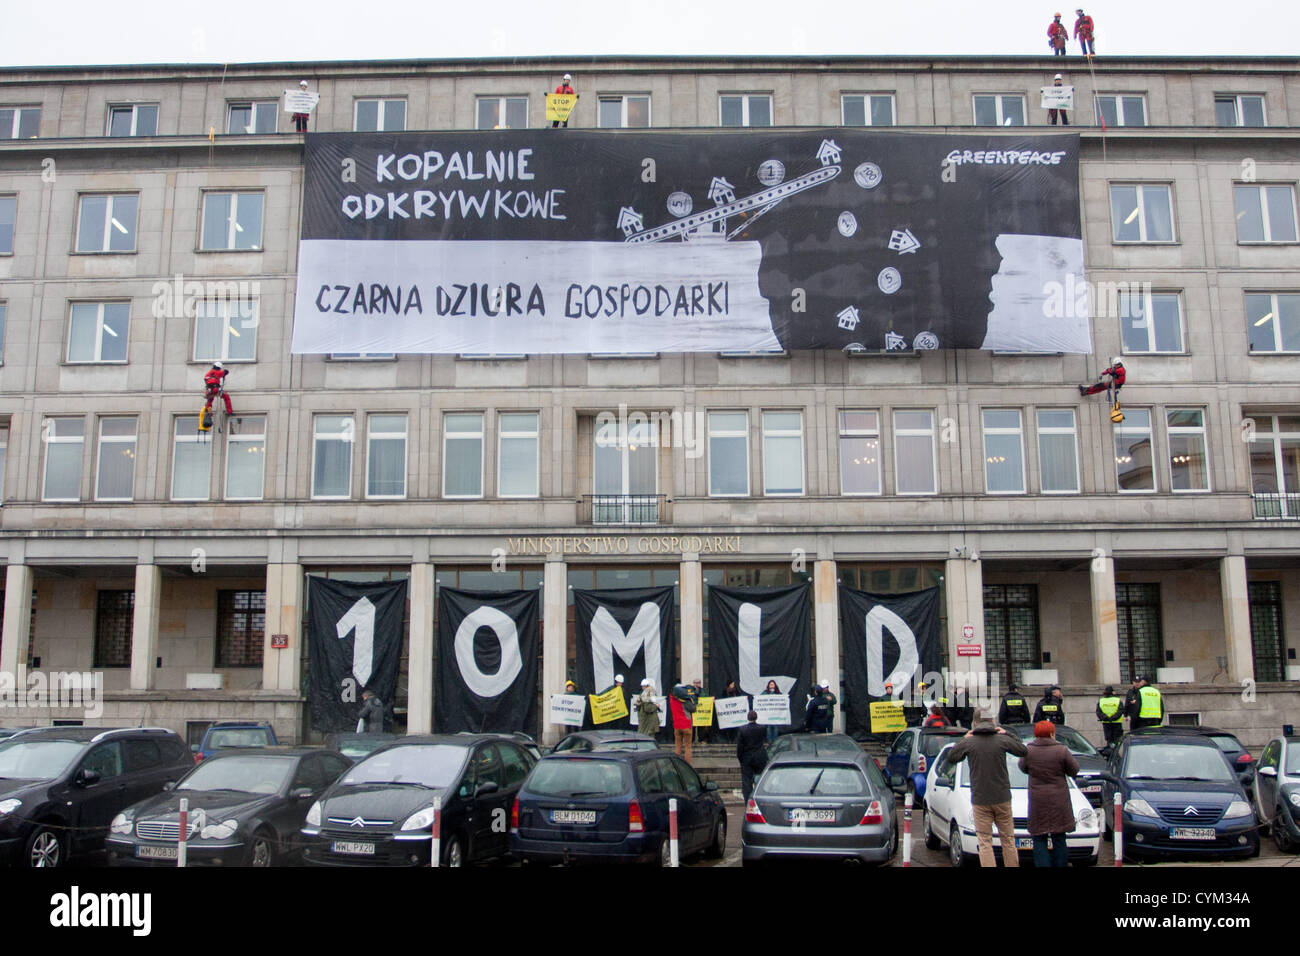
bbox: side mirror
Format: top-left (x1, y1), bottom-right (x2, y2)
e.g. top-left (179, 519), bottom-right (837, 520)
top-left (1257, 766), bottom-right (1278, 778)
top-left (76, 768), bottom-right (102, 788)
top-left (290, 787), bottom-right (314, 800)
top-left (190, 744), bottom-right (200, 753)
top-left (705, 781), bottom-right (719, 791)
top-left (162, 781), bottom-right (176, 791)
top-left (474, 781), bottom-right (500, 799)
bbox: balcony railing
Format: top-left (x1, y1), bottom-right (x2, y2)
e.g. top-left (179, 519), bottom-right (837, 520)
top-left (579, 494), bottom-right (669, 526)
top-left (1253, 492), bottom-right (1300, 519)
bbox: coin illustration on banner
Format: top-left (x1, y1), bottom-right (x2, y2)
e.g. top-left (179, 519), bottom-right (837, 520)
top-left (854, 162), bottom-right (883, 189)
top-left (837, 211), bottom-right (858, 237)
top-left (877, 267), bottom-right (902, 295)
top-left (666, 191), bottom-right (694, 217)
top-left (913, 331), bottom-right (940, 350)
top-left (757, 159), bottom-right (786, 186)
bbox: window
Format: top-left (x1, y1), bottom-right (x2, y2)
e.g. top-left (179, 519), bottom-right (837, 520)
top-left (0, 107), bottom-right (40, 139)
top-left (354, 98), bottom-right (406, 132)
top-left (894, 410), bottom-right (936, 495)
top-left (312, 415), bottom-right (354, 499)
top-left (1248, 414), bottom-right (1300, 518)
top-left (366, 414), bottom-right (407, 499)
top-left (1167, 408), bottom-right (1209, 492)
top-left (973, 94), bottom-right (1025, 126)
top-left (708, 411), bottom-right (749, 496)
top-left (498, 412), bottom-right (539, 498)
top-left (1117, 289), bottom-right (1183, 354)
top-left (841, 93), bottom-right (895, 126)
top-left (95, 418), bottom-right (136, 501)
top-left (1215, 94), bottom-right (1266, 128)
top-left (982, 409), bottom-right (1025, 494)
top-left (328, 352), bottom-right (395, 360)
top-left (1247, 581), bottom-right (1285, 682)
top-left (42, 417), bottom-right (84, 501)
top-left (719, 94), bottom-right (772, 127)
top-left (215, 590), bottom-right (265, 668)
top-left (1246, 292), bottom-right (1300, 353)
top-left (93, 590), bottom-right (134, 668)
top-left (0, 195), bottom-right (13, 253)
top-left (839, 410), bottom-right (881, 495)
top-left (225, 416), bottom-right (265, 500)
top-left (1094, 94), bottom-right (1146, 127)
top-left (1114, 408), bottom-right (1156, 492)
top-left (1037, 409), bottom-right (1079, 494)
top-left (75, 194), bottom-right (138, 253)
top-left (1110, 184), bottom-right (1175, 242)
top-left (598, 95), bottom-right (650, 128)
top-left (226, 101), bottom-right (277, 134)
top-left (67, 302), bottom-right (129, 363)
top-left (1234, 185), bottom-right (1298, 244)
top-left (476, 96), bottom-right (528, 130)
top-left (443, 413), bottom-right (484, 498)
top-left (194, 298), bottom-right (257, 362)
top-left (0, 422), bottom-right (7, 500)
top-left (983, 585), bottom-right (1041, 688)
top-left (200, 192), bottom-right (264, 251)
top-left (0, 301), bottom-right (5, 364)
top-left (593, 415), bottom-right (657, 524)
top-left (762, 411), bottom-right (804, 496)
top-left (1116, 583), bottom-right (1163, 684)
top-left (171, 416), bottom-right (211, 501)
top-left (107, 104), bottom-right (158, 137)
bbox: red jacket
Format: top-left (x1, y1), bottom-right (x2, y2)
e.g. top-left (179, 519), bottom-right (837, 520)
top-left (554, 83), bottom-right (574, 95)
top-left (1074, 14), bottom-right (1094, 40)
top-left (1048, 21), bottom-right (1067, 45)
top-left (1104, 364), bottom-right (1126, 387)
top-left (669, 695), bottom-right (692, 729)
top-left (204, 367), bottom-right (228, 389)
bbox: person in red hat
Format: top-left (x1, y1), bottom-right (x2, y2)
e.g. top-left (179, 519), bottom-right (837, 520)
top-left (1047, 13), bottom-right (1068, 56)
top-left (1019, 722), bottom-right (1079, 867)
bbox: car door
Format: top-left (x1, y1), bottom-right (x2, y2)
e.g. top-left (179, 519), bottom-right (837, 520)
top-left (70, 741), bottom-right (127, 853)
top-left (1255, 740), bottom-right (1280, 819)
top-left (886, 731), bottom-right (914, 787)
top-left (496, 743), bottom-right (533, 855)
top-left (653, 757), bottom-right (695, 850)
top-left (122, 738), bottom-right (168, 807)
top-left (926, 749), bottom-right (955, 835)
top-left (671, 756), bottom-right (713, 853)
top-left (463, 744), bottom-right (508, 862)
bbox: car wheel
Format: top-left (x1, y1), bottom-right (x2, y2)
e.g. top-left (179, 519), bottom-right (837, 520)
top-left (246, 829), bottom-right (277, 868)
top-left (26, 826), bottom-right (65, 868)
top-left (948, 822), bottom-right (969, 868)
top-left (657, 835), bottom-right (672, 867)
top-left (923, 810), bottom-right (941, 850)
top-left (1273, 811), bottom-right (1295, 853)
top-left (890, 821), bottom-right (900, 859)
top-left (1074, 853), bottom-right (1099, 867)
top-left (705, 816), bottom-right (726, 860)
top-left (443, 834), bottom-right (465, 868)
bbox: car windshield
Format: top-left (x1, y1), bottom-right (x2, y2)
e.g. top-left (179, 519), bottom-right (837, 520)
top-left (1125, 745), bottom-right (1234, 782)
top-left (950, 753), bottom-right (1029, 789)
top-left (759, 764), bottom-right (867, 796)
top-left (921, 733), bottom-right (962, 758)
top-left (794, 736), bottom-right (860, 753)
top-left (335, 737), bottom-right (390, 758)
top-left (528, 759), bottom-right (630, 798)
top-left (207, 728), bottom-right (272, 750)
top-left (1206, 734), bottom-right (1243, 755)
top-left (179, 755), bottom-right (295, 794)
top-left (1286, 744), bottom-right (1300, 776)
top-left (1053, 728), bottom-right (1099, 756)
top-left (597, 741), bottom-right (658, 752)
top-left (341, 744), bottom-right (466, 789)
top-left (0, 740), bottom-right (85, 780)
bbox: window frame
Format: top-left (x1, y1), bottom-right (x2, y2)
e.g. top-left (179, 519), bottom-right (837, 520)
top-left (199, 191), bottom-right (265, 252)
top-left (94, 416), bottom-right (137, 502)
top-left (170, 415), bottom-right (211, 502)
top-left (718, 93), bottom-right (773, 128)
top-left (0, 106), bottom-right (41, 139)
top-left (1114, 407), bottom-right (1157, 493)
top-left (980, 408), bottom-right (1026, 495)
top-left (226, 101), bottom-right (279, 135)
top-left (66, 301), bottom-right (130, 364)
top-left (1109, 183), bottom-right (1177, 244)
top-left (840, 93), bottom-right (896, 127)
top-left (442, 412), bottom-right (485, 500)
top-left (838, 409), bottom-right (882, 497)
top-left (1245, 292), bottom-right (1300, 354)
top-left (1093, 93), bottom-right (1147, 127)
top-left (0, 194), bottom-right (14, 255)
top-left (972, 93), bottom-right (1026, 127)
top-left (365, 412), bottom-right (408, 500)
top-left (311, 414), bottom-right (355, 500)
top-left (1035, 408), bottom-right (1080, 495)
top-left (353, 97), bottom-right (407, 132)
top-left (597, 94), bottom-right (651, 129)
top-left (1215, 93), bottom-right (1266, 128)
top-left (74, 193), bottom-right (139, 254)
top-left (1119, 289), bottom-right (1185, 354)
top-left (224, 415), bottom-right (266, 501)
top-left (1166, 407), bottom-right (1210, 493)
top-left (215, 589), bottom-right (266, 668)
top-left (41, 416), bottom-right (85, 502)
top-left (761, 410), bottom-right (805, 497)
top-left (497, 411), bottom-right (540, 499)
top-left (893, 409), bottom-right (938, 496)
top-left (475, 95), bottom-right (529, 130)
top-left (193, 297), bottom-right (258, 363)
top-left (707, 410), bottom-right (751, 497)
top-left (106, 103), bottom-right (158, 137)
top-left (1233, 183), bottom-right (1299, 245)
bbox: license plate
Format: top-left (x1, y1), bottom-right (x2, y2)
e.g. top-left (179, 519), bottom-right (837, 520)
top-left (550, 810), bottom-right (597, 824)
top-left (331, 840), bottom-right (377, 855)
top-left (1015, 838), bottom-right (1034, 850)
top-left (1169, 827), bottom-right (1216, 841)
top-left (136, 845), bottom-right (177, 860)
top-left (1082, 785), bottom-right (1101, 793)
top-left (788, 809), bottom-right (836, 823)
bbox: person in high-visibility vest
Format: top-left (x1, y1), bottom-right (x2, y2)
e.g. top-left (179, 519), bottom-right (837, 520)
top-left (1129, 676), bottom-right (1164, 729)
top-left (999, 684), bottom-right (1032, 725)
top-left (1095, 685), bottom-right (1124, 746)
top-left (1033, 686), bottom-right (1065, 725)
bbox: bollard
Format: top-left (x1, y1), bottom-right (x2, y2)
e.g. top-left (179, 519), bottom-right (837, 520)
top-left (431, 796), bottom-right (441, 868)
top-left (177, 798), bottom-right (188, 868)
top-left (669, 798), bottom-right (679, 867)
top-left (1113, 792), bottom-right (1123, 867)
top-left (902, 792), bottom-right (913, 868)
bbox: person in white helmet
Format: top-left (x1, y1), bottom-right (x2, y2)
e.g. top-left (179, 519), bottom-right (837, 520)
top-left (551, 72), bottom-right (576, 128)
top-left (203, 361), bottom-right (232, 420)
top-left (804, 679), bottom-right (837, 733)
top-left (292, 79), bottom-right (312, 133)
top-left (1048, 73), bottom-right (1069, 126)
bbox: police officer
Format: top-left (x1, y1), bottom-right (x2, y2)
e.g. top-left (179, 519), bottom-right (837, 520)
top-left (1033, 685), bottom-right (1065, 725)
top-left (1129, 675), bottom-right (1163, 729)
top-left (999, 683), bottom-right (1032, 725)
top-left (804, 680), bottom-right (837, 733)
top-left (1095, 685), bottom-right (1124, 746)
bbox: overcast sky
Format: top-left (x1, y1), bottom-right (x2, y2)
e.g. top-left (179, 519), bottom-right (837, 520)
top-left (1, 0), bottom-right (1296, 66)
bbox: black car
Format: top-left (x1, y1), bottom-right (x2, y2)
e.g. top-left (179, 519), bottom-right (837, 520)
top-left (767, 733), bottom-right (863, 760)
top-left (551, 730), bottom-right (659, 754)
top-left (106, 748), bottom-right (351, 867)
top-left (1006, 724), bottom-right (1107, 806)
top-left (324, 733), bottom-right (400, 763)
top-left (0, 727), bottom-right (192, 867)
top-left (301, 734), bottom-right (536, 867)
top-left (1129, 726), bottom-right (1256, 795)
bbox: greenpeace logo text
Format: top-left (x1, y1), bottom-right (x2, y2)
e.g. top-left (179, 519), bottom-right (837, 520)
top-left (943, 149), bottom-right (1068, 167)
top-left (50, 886), bottom-right (151, 937)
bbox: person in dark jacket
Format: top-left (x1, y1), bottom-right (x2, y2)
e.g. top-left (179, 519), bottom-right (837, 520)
top-left (942, 712), bottom-right (1030, 867)
top-left (1019, 721), bottom-right (1079, 867)
top-left (1033, 686), bottom-right (1065, 725)
top-left (1095, 686), bottom-right (1124, 746)
top-left (998, 684), bottom-right (1032, 725)
top-left (357, 688), bottom-right (385, 734)
top-left (736, 711), bottom-right (768, 802)
top-left (1126, 675), bottom-right (1164, 729)
top-left (804, 680), bottom-right (837, 733)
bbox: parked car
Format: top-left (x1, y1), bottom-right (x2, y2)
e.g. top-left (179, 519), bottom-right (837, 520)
top-left (741, 750), bottom-right (896, 865)
top-left (1129, 726), bottom-right (1256, 796)
top-left (478, 731), bottom-right (543, 762)
top-left (1099, 732), bottom-right (1259, 861)
top-left (0, 728), bottom-right (37, 743)
top-left (1005, 724), bottom-right (1107, 806)
top-left (1253, 734), bottom-right (1300, 853)
top-left (767, 733), bottom-right (863, 760)
top-left (510, 750), bottom-right (726, 866)
top-left (550, 730), bottom-right (659, 754)
top-left (324, 733), bottom-right (400, 763)
top-left (106, 748), bottom-right (351, 867)
top-left (0, 727), bottom-right (192, 867)
top-left (301, 734), bottom-right (536, 867)
top-left (194, 722), bottom-right (279, 762)
top-left (883, 726), bottom-right (967, 803)
top-left (923, 743), bottom-right (1100, 867)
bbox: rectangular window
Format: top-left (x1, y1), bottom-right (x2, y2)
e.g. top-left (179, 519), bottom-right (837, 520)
top-left (841, 94), bottom-right (895, 126)
top-left (200, 192), bottom-right (264, 251)
top-left (598, 95), bottom-right (651, 128)
top-left (215, 590), bottom-right (265, 668)
top-left (0, 195), bottom-right (13, 253)
top-left (0, 422), bottom-right (8, 501)
top-left (983, 585), bottom-right (1041, 688)
top-left (498, 412), bottom-right (539, 498)
top-left (193, 298), bottom-right (257, 362)
top-left (1116, 583), bottom-right (1163, 684)
top-left (762, 411), bottom-right (804, 496)
top-left (95, 417), bottom-right (136, 501)
top-left (981, 409), bottom-right (1025, 494)
top-left (476, 96), bottom-right (528, 130)
top-left (312, 415), bottom-right (354, 499)
top-left (1167, 408), bottom-right (1209, 492)
top-left (1247, 581), bottom-right (1285, 682)
top-left (354, 98), bottom-right (406, 132)
top-left (894, 410), bottom-right (936, 495)
top-left (107, 104), bottom-right (158, 137)
top-left (225, 415), bottom-right (265, 500)
top-left (67, 302), bottom-right (129, 363)
top-left (1119, 289), bottom-right (1184, 353)
top-left (0, 301), bottom-right (6, 364)
top-left (1114, 408), bottom-right (1156, 492)
top-left (1110, 184), bottom-right (1175, 242)
top-left (708, 411), bottom-right (750, 496)
top-left (1037, 408), bottom-right (1079, 494)
top-left (838, 410), bottom-right (881, 495)
top-left (75, 194), bottom-right (138, 253)
top-left (1094, 94), bottom-right (1146, 127)
top-left (1246, 292), bottom-right (1300, 353)
top-left (443, 412), bottom-right (484, 498)
top-left (93, 590), bottom-right (134, 668)
top-left (1249, 414), bottom-right (1300, 518)
top-left (592, 416), bottom-right (658, 523)
top-left (1215, 94), bottom-right (1266, 128)
top-left (42, 417), bottom-right (84, 501)
top-left (170, 416), bottom-right (210, 501)
top-left (973, 94), bottom-right (1025, 126)
top-left (1234, 184), bottom-right (1298, 243)
top-left (719, 94), bottom-right (772, 127)
top-left (0, 107), bottom-right (40, 139)
top-left (366, 413), bottom-right (407, 499)
top-left (226, 101), bottom-right (278, 134)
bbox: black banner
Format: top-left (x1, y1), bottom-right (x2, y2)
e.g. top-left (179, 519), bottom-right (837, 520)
top-left (436, 588), bottom-right (539, 734)
top-left (706, 583), bottom-right (811, 726)
top-left (574, 587), bottom-right (677, 706)
top-left (306, 577), bottom-right (407, 733)
top-left (293, 130), bottom-right (1087, 354)
top-left (840, 586), bottom-right (943, 736)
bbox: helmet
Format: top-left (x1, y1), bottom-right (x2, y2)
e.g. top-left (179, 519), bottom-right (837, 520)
top-left (615, 674), bottom-right (624, 683)
top-left (1055, 12), bottom-right (1061, 16)
top-left (1054, 73), bottom-right (1063, 80)
top-left (563, 73), bottom-right (571, 81)
top-left (299, 80), bottom-right (309, 88)
top-left (212, 361), bottom-right (223, 369)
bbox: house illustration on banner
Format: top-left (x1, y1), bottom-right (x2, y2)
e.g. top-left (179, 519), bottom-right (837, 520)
top-left (816, 139), bottom-right (842, 166)
top-left (617, 206), bottom-right (644, 237)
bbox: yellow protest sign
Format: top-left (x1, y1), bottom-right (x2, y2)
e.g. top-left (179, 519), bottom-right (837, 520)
top-left (589, 687), bottom-right (628, 724)
top-left (869, 700), bottom-right (907, 734)
top-left (545, 93), bottom-right (578, 123)
top-left (692, 697), bottom-right (714, 727)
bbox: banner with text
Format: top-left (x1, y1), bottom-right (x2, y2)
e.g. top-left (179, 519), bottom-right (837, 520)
top-left (706, 584), bottom-right (811, 729)
top-left (549, 693), bottom-right (587, 726)
top-left (715, 695), bottom-right (752, 730)
top-left (589, 686), bottom-right (630, 724)
top-left (436, 588), bottom-right (539, 734)
top-left (575, 586), bottom-right (677, 728)
top-left (840, 586), bottom-right (943, 737)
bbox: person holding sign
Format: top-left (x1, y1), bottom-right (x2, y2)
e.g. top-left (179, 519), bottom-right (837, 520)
top-left (635, 679), bottom-right (662, 738)
top-left (670, 681), bottom-right (698, 762)
top-left (292, 80), bottom-right (312, 133)
top-left (761, 679), bottom-right (784, 744)
top-left (551, 73), bottom-right (577, 128)
top-left (1047, 74), bottom-right (1069, 126)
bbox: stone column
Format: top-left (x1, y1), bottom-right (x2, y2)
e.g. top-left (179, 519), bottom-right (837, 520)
top-left (1091, 555), bottom-right (1122, 685)
top-left (0, 564), bottom-right (34, 681)
top-left (129, 563), bottom-right (162, 691)
top-left (262, 563), bottom-right (304, 693)
top-left (943, 556), bottom-right (985, 702)
top-left (679, 554), bottom-right (704, 687)
top-left (542, 556), bottom-right (568, 746)
top-left (407, 562), bottom-right (435, 734)
top-left (813, 559), bottom-right (842, 730)
top-left (1220, 554), bottom-right (1254, 683)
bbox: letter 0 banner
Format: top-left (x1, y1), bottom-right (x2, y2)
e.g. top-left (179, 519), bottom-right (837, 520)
top-left (436, 588), bottom-right (539, 734)
top-left (706, 584), bottom-right (811, 728)
top-left (574, 587), bottom-right (677, 723)
top-left (307, 577), bottom-right (408, 733)
top-left (840, 586), bottom-right (942, 737)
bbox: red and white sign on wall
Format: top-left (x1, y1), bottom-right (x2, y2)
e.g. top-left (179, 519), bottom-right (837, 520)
top-left (956, 644), bottom-right (982, 657)
top-left (271, 633), bottom-right (290, 649)
top-left (961, 623), bottom-right (975, 640)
